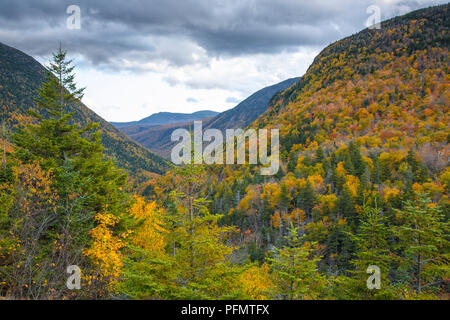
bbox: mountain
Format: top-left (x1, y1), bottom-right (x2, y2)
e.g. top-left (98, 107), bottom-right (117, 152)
top-left (0, 41), bottom-right (170, 176)
top-left (208, 3), bottom-right (449, 238)
top-left (117, 77), bottom-right (299, 159)
top-left (162, 4), bottom-right (449, 287)
top-left (111, 110), bottom-right (219, 128)
top-left (119, 120), bottom-right (201, 159)
top-left (254, 3), bottom-right (449, 157)
top-left (203, 77), bottom-right (299, 132)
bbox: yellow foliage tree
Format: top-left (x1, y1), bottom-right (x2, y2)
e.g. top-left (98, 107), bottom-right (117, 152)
top-left (240, 264), bottom-right (273, 299)
top-left (83, 212), bottom-right (127, 292)
top-left (129, 196), bottom-right (167, 253)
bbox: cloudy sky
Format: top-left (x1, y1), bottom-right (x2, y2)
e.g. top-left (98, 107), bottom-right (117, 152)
top-left (0, 0), bottom-right (445, 122)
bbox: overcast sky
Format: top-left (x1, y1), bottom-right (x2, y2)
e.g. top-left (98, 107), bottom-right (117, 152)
top-left (0, 0), bottom-right (445, 122)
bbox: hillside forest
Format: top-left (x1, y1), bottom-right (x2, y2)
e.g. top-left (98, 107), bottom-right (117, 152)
top-left (0, 4), bottom-right (449, 300)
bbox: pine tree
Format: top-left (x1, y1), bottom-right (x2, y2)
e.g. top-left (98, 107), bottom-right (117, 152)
top-left (168, 163), bottom-right (239, 299)
top-left (268, 224), bottom-right (326, 300)
top-left (343, 200), bottom-right (396, 299)
top-left (37, 43), bottom-right (85, 114)
top-left (14, 45), bottom-right (129, 219)
top-left (8, 45), bottom-right (130, 298)
top-left (395, 193), bottom-right (449, 294)
top-left (348, 142), bottom-right (365, 178)
top-left (325, 222), bottom-right (355, 274)
top-left (406, 150), bottom-right (428, 183)
top-left (371, 155), bottom-right (381, 185)
top-left (287, 149), bottom-right (297, 172)
top-left (297, 180), bottom-right (316, 220)
top-left (334, 186), bottom-right (357, 227)
top-left (343, 153), bottom-right (356, 176)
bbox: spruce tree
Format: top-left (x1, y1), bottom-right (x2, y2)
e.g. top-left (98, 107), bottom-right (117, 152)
top-left (314, 146), bottom-right (325, 164)
top-left (9, 45), bottom-right (129, 298)
top-left (395, 193), bottom-right (449, 294)
top-left (14, 45), bottom-right (129, 218)
top-left (348, 142), bottom-right (365, 178)
top-left (334, 186), bottom-right (357, 228)
top-left (344, 200), bottom-right (396, 299)
top-left (297, 181), bottom-right (316, 220)
top-left (267, 224), bottom-right (326, 300)
top-left (168, 163), bottom-right (239, 299)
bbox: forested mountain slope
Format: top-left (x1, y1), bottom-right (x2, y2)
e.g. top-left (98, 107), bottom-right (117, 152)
top-left (1, 4), bottom-right (448, 301)
top-left (119, 77), bottom-right (299, 159)
top-left (256, 4), bottom-right (449, 154)
top-left (149, 4), bottom-right (449, 298)
top-left (0, 42), bottom-right (170, 175)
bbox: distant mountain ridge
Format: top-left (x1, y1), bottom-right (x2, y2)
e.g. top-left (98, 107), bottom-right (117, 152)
top-left (0, 41), bottom-right (170, 176)
top-left (115, 77), bottom-right (300, 159)
top-left (204, 77), bottom-right (299, 132)
top-left (111, 110), bottom-right (219, 128)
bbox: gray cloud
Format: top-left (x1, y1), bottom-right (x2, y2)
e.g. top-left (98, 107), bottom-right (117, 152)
top-left (0, 0), bottom-right (445, 78)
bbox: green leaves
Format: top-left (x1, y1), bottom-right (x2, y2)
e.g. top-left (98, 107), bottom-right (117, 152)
top-left (394, 193), bottom-right (449, 293)
top-left (267, 224), bottom-right (326, 300)
top-left (0, 45), bottom-right (132, 299)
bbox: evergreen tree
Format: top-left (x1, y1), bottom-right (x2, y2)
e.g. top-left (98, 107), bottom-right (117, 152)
top-left (348, 142), bottom-right (365, 178)
top-left (287, 149), bottom-right (297, 173)
top-left (406, 150), bottom-right (428, 183)
top-left (334, 186), bottom-right (357, 228)
top-left (6, 46), bottom-right (130, 298)
top-left (371, 155), bottom-right (381, 185)
top-left (267, 224), bottom-right (326, 300)
top-left (297, 181), bottom-right (316, 220)
top-left (343, 200), bottom-right (396, 299)
top-left (325, 223), bottom-right (355, 274)
top-left (395, 193), bottom-right (449, 294)
top-left (343, 153), bottom-right (356, 176)
top-left (168, 164), bottom-right (239, 299)
top-left (13, 45), bottom-right (129, 220)
top-left (314, 146), bottom-right (325, 165)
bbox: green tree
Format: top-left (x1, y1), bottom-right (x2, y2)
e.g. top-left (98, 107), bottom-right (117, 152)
top-left (5, 45), bottom-right (130, 298)
top-left (268, 224), bottom-right (326, 300)
top-left (348, 142), bottom-right (365, 178)
top-left (279, 183), bottom-right (291, 213)
top-left (325, 222), bottom-right (355, 274)
top-left (13, 45), bottom-right (129, 222)
top-left (287, 149), bottom-right (297, 172)
top-left (168, 164), bottom-right (240, 299)
top-left (334, 186), bottom-right (357, 228)
top-left (338, 200), bottom-right (397, 299)
top-left (297, 180), bottom-right (316, 220)
top-left (313, 146), bottom-right (325, 165)
top-left (395, 193), bottom-right (449, 294)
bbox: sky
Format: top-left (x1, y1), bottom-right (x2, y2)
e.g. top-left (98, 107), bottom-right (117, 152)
top-left (0, 0), bottom-right (446, 122)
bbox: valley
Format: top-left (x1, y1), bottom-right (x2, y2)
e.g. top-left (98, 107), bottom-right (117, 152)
top-left (0, 3), bottom-right (448, 301)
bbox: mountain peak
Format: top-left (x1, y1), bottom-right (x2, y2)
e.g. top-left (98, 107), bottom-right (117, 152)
top-left (112, 110), bottom-right (219, 128)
